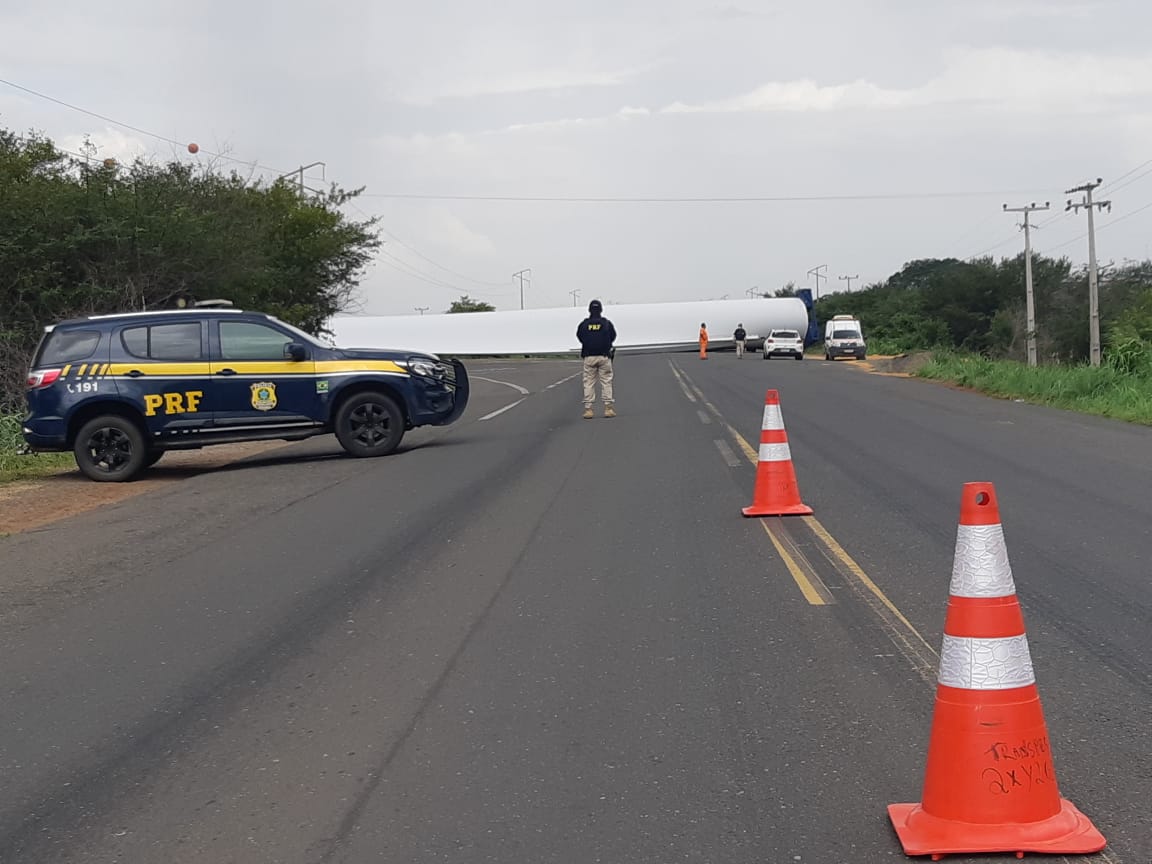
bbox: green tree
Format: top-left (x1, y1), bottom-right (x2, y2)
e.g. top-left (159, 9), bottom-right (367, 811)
top-left (0, 123), bottom-right (380, 411)
top-left (447, 295), bottom-right (495, 313)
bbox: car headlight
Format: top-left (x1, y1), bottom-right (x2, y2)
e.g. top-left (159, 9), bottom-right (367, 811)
top-left (406, 357), bottom-right (450, 380)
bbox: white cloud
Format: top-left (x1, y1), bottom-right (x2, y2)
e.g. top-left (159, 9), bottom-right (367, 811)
top-left (399, 67), bottom-right (643, 104)
top-left (419, 209), bottom-right (498, 259)
top-left (659, 48), bottom-right (1152, 114)
top-left (971, 1), bottom-right (1098, 20)
top-left (5, 0), bottom-right (1152, 316)
top-left (662, 79), bottom-right (909, 113)
top-left (704, 3), bottom-right (772, 20)
top-left (57, 127), bottom-right (152, 164)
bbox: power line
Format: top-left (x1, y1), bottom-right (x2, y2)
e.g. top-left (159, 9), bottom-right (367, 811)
top-left (377, 248), bottom-right (470, 294)
top-left (961, 159), bottom-right (1152, 259)
top-left (966, 233), bottom-right (1024, 259)
top-left (344, 201), bottom-right (510, 291)
top-left (1042, 199), bottom-right (1152, 254)
top-left (357, 189), bottom-right (1051, 204)
top-left (377, 247), bottom-right (512, 299)
top-left (1101, 157), bottom-right (1152, 193)
top-left (0, 76), bottom-right (289, 177)
top-left (1100, 162), bottom-right (1152, 198)
top-left (380, 228), bottom-right (509, 287)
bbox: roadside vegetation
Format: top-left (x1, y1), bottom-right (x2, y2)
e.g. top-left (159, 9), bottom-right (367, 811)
top-left (917, 352), bottom-right (1152, 425)
top-left (0, 414), bottom-right (72, 483)
top-left (5, 125), bottom-right (1152, 485)
top-left (1, 122), bottom-right (381, 482)
top-left (816, 256), bottom-right (1152, 420)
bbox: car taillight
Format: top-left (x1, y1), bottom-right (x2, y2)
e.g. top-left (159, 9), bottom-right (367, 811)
top-left (26, 369), bottom-right (63, 389)
top-left (767, 339), bottom-right (775, 343)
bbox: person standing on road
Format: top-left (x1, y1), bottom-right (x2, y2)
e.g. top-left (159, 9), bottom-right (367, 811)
top-left (699, 323), bottom-right (709, 359)
top-left (733, 323), bottom-right (747, 358)
top-left (577, 299), bottom-right (617, 419)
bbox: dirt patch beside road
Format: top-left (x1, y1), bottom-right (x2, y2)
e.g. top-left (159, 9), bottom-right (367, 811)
top-left (848, 351), bottom-right (933, 377)
top-left (0, 441), bottom-right (287, 536)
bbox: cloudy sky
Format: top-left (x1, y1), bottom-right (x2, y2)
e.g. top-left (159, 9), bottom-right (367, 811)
top-left (3, 0), bottom-right (1152, 315)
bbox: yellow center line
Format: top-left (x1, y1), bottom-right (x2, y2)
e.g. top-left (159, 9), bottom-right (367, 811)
top-left (761, 520), bottom-right (835, 606)
top-left (725, 422), bottom-right (759, 463)
top-left (675, 362), bottom-right (938, 657)
top-left (802, 516), bottom-right (937, 658)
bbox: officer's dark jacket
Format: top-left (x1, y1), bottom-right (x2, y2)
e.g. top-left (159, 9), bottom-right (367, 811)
top-left (576, 315), bottom-right (616, 357)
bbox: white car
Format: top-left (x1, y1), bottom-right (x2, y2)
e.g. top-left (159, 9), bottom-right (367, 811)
top-left (763, 329), bottom-right (805, 360)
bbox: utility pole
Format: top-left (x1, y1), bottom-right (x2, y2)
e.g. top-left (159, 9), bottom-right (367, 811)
top-left (1065, 178), bottom-right (1111, 367)
top-left (569, 288), bottom-right (581, 307)
top-left (1003, 201), bottom-right (1050, 367)
top-left (278, 161), bottom-right (326, 196)
top-left (839, 274), bottom-right (859, 292)
top-left (414, 306), bottom-right (429, 316)
top-left (807, 265), bottom-right (828, 300)
top-left (513, 269), bottom-right (532, 311)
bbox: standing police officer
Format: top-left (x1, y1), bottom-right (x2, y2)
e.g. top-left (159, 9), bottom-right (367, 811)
top-left (733, 322), bottom-right (747, 358)
top-left (577, 299), bottom-right (617, 419)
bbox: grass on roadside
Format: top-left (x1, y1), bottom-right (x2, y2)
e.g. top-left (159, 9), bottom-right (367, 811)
top-left (862, 336), bottom-right (910, 357)
top-left (916, 352), bottom-right (1152, 425)
top-left (0, 413), bottom-right (73, 484)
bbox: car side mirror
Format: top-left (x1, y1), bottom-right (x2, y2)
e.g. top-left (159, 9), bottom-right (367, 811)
top-left (284, 342), bottom-right (308, 362)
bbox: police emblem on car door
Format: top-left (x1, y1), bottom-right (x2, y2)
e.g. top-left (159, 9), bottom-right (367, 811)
top-left (250, 382), bottom-right (277, 411)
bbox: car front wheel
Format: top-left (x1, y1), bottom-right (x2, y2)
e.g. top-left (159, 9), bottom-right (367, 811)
top-left (335, 392), bottom-right (405, 457)
top-left (73, 415), bottom-right (148, 482)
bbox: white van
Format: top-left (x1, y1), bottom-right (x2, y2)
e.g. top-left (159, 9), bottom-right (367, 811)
top-left (824, 315), bottom-right (866, 360)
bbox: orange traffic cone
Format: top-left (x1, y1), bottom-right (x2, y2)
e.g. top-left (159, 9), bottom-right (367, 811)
top-left (888, 482), bottom-right (1106, 859)
top-left (741, 389), bottom-right (812, 517)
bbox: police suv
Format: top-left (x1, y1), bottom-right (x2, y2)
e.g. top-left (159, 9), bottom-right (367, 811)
top-left (22, 305), bottom-right (470, 482)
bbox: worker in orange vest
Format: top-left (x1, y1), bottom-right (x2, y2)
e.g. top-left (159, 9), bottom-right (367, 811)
top-left (699, 323), bottom-right (709, 359)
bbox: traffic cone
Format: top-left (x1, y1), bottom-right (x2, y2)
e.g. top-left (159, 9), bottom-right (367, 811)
top-left (741, 390), bottom-right (813, 517)
top-left (888, 482), bottom-right (1106, 859)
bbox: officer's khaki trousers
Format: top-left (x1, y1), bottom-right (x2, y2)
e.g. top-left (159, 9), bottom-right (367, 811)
top-left (582, 356), bottom-right (614, 407)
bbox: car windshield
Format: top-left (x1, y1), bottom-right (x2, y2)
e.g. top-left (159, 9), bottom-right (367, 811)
top-left (833, 329), bottom-right (861, 340)
top-left (772, 331), bottom-right (799, 339)
top-left (267, 317), bottom-right (327, 348)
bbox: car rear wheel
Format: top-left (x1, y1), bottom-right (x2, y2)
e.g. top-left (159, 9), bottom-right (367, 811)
top-left (335, 392), bottom-right (405, 457)
top-left (73, 415), bottom-right (148, 482)
top-left (796, 353), bottom-right (804, 361)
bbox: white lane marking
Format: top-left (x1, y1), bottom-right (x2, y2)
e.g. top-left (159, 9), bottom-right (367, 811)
top-left (473, 375), bottom-right (530, 395)
top-left (697, 409), bottom-right (713, 425)
top-left (714, 439), bottom-right (741, 467)
top-left (476, 370), bottom-right (580, 421)
top-left (667, 361), bottom-right (697, 402)
top-left (479, 399), bottom-right (526, 421)
top-left (544, 371), bottom-right (582, 390)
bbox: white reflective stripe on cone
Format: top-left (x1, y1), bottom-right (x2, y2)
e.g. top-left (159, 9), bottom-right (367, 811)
top-left (758, 442), bottom-right (792, 462)
top-left (938, 634), bottom-right (1035, 689)
top-left (950, 524), bottom-right (1018, 598)
top-left (761, 404), bottom-right (785, 431)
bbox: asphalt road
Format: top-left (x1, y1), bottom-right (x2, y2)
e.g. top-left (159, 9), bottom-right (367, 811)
top-left (0, 352), bottom-right (1148, 863)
